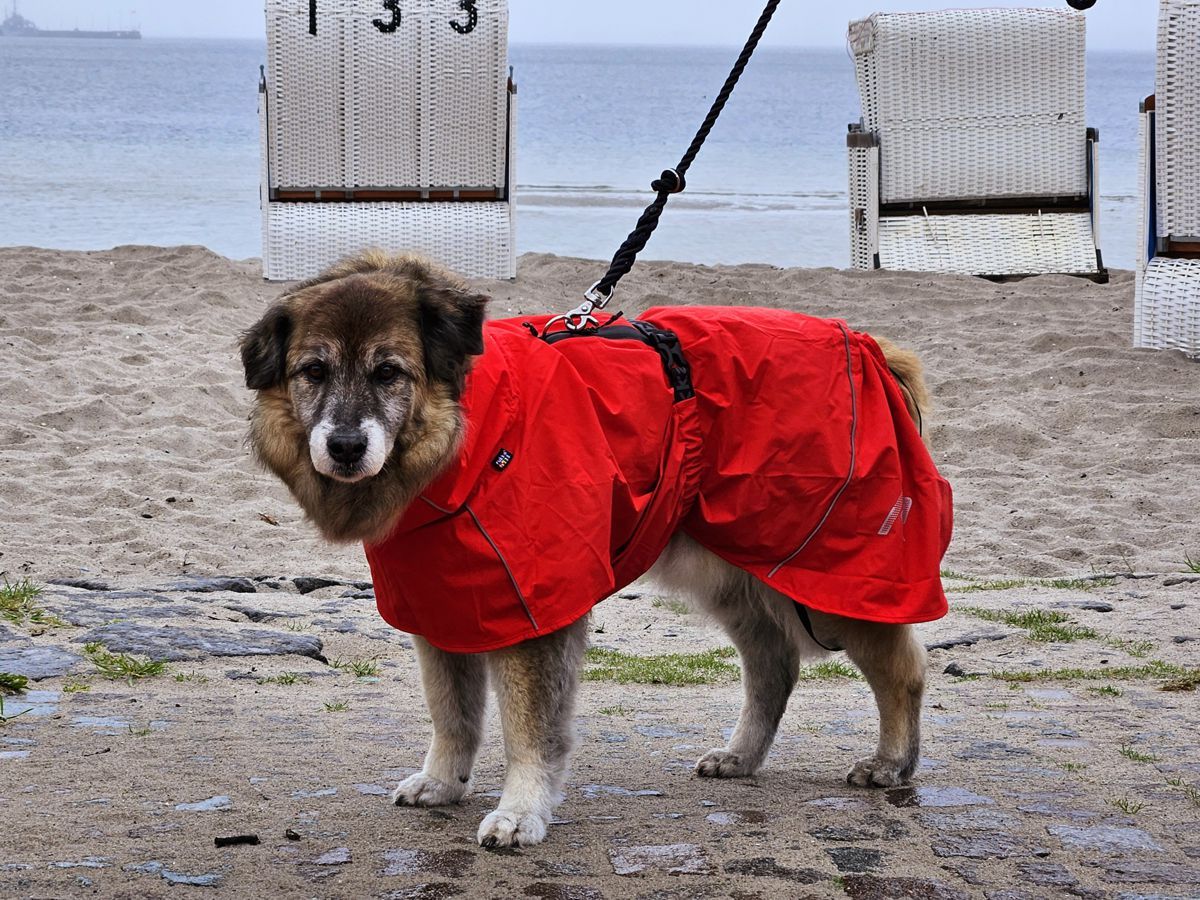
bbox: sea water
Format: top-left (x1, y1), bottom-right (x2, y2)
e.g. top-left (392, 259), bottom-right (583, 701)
top-left (0, 38), bottom-right (1153, 269)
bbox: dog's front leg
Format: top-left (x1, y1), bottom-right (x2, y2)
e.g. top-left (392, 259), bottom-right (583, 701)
top-left (477, 615), bottom-right (589, 849)
top-left (393, 636), bottom-right (488, 807)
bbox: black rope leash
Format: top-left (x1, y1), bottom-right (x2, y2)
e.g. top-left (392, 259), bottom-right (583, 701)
top-left (549, 0), bottom-right (781, 332)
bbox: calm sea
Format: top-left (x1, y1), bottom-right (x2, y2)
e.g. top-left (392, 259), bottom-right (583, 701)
top-left (0, 38), bottom-right (1153, 270)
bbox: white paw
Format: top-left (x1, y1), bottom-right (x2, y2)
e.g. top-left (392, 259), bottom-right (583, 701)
top-left (847, 756), bottom-right (905, 788)
top-left (477, 808), bottom-right (549, 849)
top-left (391, 772), bottom-right (467, 807)
top-left (695, 749), bottom-right (756, 778)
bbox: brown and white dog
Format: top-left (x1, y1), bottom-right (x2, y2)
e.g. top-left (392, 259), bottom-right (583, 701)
top-left (240, 252), bottom-right (938, 849)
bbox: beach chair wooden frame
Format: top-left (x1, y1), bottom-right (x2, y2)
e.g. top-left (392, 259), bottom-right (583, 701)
top-left (846, 8), bottom-right (1105, 280)
top-left (259, 0), bottom-right (516, 281)
top-left (1134, 0), bottom-right (1200, 357)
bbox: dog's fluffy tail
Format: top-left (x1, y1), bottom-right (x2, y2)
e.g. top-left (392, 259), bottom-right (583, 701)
top-left (873, 337), bottom-right (930, 429)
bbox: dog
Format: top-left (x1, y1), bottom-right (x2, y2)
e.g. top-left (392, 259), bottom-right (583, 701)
top-left (240, 251), bottom-right (952, 849)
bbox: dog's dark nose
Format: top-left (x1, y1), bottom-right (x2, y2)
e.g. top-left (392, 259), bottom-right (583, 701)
top-left (327, 430), bottom-right (367, 465)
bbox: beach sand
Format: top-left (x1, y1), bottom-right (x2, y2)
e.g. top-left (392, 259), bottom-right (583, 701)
top-left (1, 246), bottom-right (1198, 897)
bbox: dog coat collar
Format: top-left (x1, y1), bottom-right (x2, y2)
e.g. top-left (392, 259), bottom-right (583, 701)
top-left (365, 308), bottom-right (953, 654)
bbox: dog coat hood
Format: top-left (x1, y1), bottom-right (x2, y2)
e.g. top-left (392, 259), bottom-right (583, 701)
top-left (366, 308), bottom-right (953, 653)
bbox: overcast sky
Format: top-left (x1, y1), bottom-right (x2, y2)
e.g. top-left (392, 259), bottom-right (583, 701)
top-left (13, 0), bottom-right (1158, 50)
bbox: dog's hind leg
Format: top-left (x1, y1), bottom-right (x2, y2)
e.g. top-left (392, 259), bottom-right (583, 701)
top-left (812, 613), bottom-right (927, 787)
top-left (477, 614), bottom-right (589, 849)
top-left (694, 573), bottom-right (804, 778)
top-left (392, 636), bottom-right (488, 808)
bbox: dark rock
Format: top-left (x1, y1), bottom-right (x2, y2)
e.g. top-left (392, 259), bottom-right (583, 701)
top-left (343, 589), bottom-right (375, 599)
top-left (1049, 599), bottom-right (1114, 612)
top-left (932, 834), bottom-right (1044, 859)
top-left (292, 577), bottom-right (342, 594)
top-left (1016, 861), bottom-right (1080, 888)
top-left (1172, 635), bottom-right (1199, 644)
top-left (164, 576), bottom-right (257, 594)
top-left (722, 858), bottom-right (824, 883)
top-left (842, 875), bottom-right (969, 900)
top-left (1163, 576), bottom-right (1200, 586)
top-left (826, 847), bottom-right (884, 873)
top-left (50, 602), bottom-right (200, 627)
top-left (943, 662), bottom-right (966, 676)
top-left (72, 623), bottom-right (325, 662)
top-left (1086, 859), bottom-right (1200, 885)
top-left (0, 644), bottom-right (82, 680)
top-left (1170, 604), bottom-right (1186, 610)
top-left (1048, 824), bottom-right (1162, 852)
top-left (48, 578), bottom-right (110, 591)
top-left (214, 834), bottom-right (259, 848)
top-left (954, 740), bottom-right (1032, 761)
top-left (223, 603), bottom-right (294, 623)
top-left (524, 885), bottom-right (603, 900)
top-left (927, 632), bottom-right (1007, 651)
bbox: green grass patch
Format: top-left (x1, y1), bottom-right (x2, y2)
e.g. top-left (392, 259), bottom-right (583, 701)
top-left (331, 658), bottom-right (380, 678)
top-left (1089, 685), bottom-right (1122, 698)
top-left (583, 647), bottom-right (740, 685)
top-left (1119, 743), bottom-right (1159, 763)
top-left (323, 701), bottom-right (349, 713)
top-left (62, 678), bottom-right (91, 693)
top-left (173, 671), bottom-right (208, 684)
top-left (1107, 795), bottom-right (1145, 815)
top-left (597, 705), bottom-right (630, 716)
top-left (0, 672), bottom-right (29, 695)
top-left (991, 660), bottom-right (1189, 684)
top-left (283, 620), bottom-right (310, 632)
top-left (797, 660), bottom-right (862, 681)
top-left (0, 578), bottom-right (66, 629)
top-left (948, 576), bottom-right (1113, 594)
top-left (1102, 637), bottom-right (1155, 658)
top-left (1061, 761), bottom-right (1087, 773)
top-left (83, 642), bottom-right (168, 682)
top-left (258, 672), bottom-right (309, 686)
top-left (1184, 554), bottom-right (1200, 574)
top-left (959, 607), bottom-right (1098, 643)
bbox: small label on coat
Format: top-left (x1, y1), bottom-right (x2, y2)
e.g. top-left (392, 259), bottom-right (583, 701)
top-left (492, 449), bottom-right (514, 471)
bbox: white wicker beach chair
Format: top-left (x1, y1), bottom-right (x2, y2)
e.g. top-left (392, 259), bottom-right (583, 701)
top-left (1134, 0), bottom-right (1200, 357)
top-left (846, 8), bottom-right (1105, 279)
top-left (260, 0), bottom-right (515, 281)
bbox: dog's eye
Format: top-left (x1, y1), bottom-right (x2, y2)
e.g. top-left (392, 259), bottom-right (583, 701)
top-left (302, 363), bottom-right (326, 383)
top-left (375, 364), bottom-right (401, 384)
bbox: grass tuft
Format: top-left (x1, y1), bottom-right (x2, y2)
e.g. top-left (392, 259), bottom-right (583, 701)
top-left (1118, 743), bottom-right (1159, 763)
top-left (948, 576), bottom-right (1113, 595)
top-left (991, 660), bottom-right (1188, 684)
top-left (1107, 795), bottom-right (1145, 815)
top-left (0, 578), bottom-right (66, 629)
top-left (797, 660), bottom-right (862, 681)
top-left (62, 678), bottom-right (91, 693)
top-left (258, 672), bottom-right (309, 686)
top-left (1184, 554), bottom-right (1200, 574)
top-left (323, 701), bottom-right (349, 713)
top-left (331, 657), bottom-right (380, 678)
top-left (1088, 685), bottom-right (1122, 698)
top-left (651, 597), bottom-right (691, 616)
top-left (597, 705), bottom-right (629, 716)
top-left (959, 607), bottom-right (1097, 643)
top-left (583, 647), bottom-right (739, 686)
top-left (0, 672), bottom-right (29, 695)
top-left (83, 642), bottom-right (168, 682)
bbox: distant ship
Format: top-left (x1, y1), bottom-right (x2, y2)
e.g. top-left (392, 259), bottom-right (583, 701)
top-left (0, 3), bottom-right (141, 39)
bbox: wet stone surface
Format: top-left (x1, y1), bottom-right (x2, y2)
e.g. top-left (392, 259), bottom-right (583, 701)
top-left (610, 844), bottom-right (712, 876)
top-left (0, 644), bottom-right (82, 680)
top-left (71, 623), bottom-right (326, 662)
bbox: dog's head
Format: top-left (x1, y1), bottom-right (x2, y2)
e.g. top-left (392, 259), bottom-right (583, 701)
top-left (240, 252), bottom-right (488, 540)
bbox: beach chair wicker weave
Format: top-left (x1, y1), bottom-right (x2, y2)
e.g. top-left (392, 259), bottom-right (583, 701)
top-left (846, 8), bottom-right (1104, 279)
top-left (260, 0), bottom-right (515, 281)
top-left (1135, 0), bottom-right (1200, 357)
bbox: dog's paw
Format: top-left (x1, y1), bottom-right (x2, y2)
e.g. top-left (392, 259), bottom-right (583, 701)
top-left (477, 808), bottom-right (548, 849)
top-left (846, 756), bottom-right (907, 788)
top-left (695, 749), bottom-right (755, 778)
top-left (391, 772), bottom-right (467, 807)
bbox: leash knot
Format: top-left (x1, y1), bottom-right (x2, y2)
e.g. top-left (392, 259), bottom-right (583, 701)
top-left (651, 168), bottom-right (686, 194)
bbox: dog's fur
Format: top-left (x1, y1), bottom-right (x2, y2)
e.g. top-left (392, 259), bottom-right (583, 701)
top-left (241, 252), bottom-right (932, 849)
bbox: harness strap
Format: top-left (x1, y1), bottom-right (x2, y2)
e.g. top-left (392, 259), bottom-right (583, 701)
top-left (541, 319), bottom-right (695, 403)
top-left (794, 603), bottom-right (844, 653)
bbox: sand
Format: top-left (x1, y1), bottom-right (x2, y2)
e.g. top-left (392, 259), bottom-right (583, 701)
top-left (1, 246), bottom-right (1199, 898)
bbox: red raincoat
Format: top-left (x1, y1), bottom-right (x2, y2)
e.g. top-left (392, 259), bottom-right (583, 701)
top-left (365, 308), bottom-right (953, 653)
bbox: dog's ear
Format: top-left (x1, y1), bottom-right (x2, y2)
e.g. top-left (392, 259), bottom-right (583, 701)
top-left (240, 303), bottom-right (293, 390)
top-left (417, 285), bottom-right (489, 389)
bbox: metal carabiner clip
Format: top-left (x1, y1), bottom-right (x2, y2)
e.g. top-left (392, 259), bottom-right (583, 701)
top-left (545, 281), bottom-right (616, 333)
